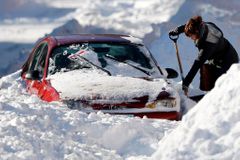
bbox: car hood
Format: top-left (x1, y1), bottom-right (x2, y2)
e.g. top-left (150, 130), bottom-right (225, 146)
top-left (48, 70), bottom-right (179, 103)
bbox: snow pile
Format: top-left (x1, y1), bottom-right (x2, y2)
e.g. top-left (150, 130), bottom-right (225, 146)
top-left (49, 69), bottom-right (182, 113)
top-left (0, 71), bottom-right (179, 159)
top-left (152, 64), bottom-right (240, 160)
top-left (55, 0), bottom-right (185, 38)
top-left (0, 0), bottom-right (184, 43)
top-left (50, 70), bottom-right (169, 100)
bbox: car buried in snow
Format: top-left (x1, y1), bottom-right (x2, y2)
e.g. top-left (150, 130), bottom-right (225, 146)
top-left (21, 34), bottom-right (181, 120)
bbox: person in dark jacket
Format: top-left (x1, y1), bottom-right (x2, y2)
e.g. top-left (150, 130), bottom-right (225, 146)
top-left (169, 15), bottom-right (239, 94)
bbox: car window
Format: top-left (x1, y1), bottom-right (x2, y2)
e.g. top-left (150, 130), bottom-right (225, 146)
top-left (48, 44), bottom-right (92, 74)
top-left (29, 43), bottom-right (48, 75)
top-left (91, 43), bottom-right (152, 69)
top-left (48, 42), bottom-right (157, 76)
top-left (38, 44), bottom-right (48, 72)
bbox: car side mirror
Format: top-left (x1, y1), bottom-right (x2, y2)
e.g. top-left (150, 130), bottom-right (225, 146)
top-left (165, 68), bottom-right (178, 79)
top-left (25, 70), bottom-right (42, 80)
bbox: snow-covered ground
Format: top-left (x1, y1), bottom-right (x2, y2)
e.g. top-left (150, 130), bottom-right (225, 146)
top-left (0, 70), bottom-right (180, 159)
top-left (1, 0), bottom-right (240, 159)
top-left (1, 64), bottom-right (240, 159)
top-left (153, 64), bottom-right (240, 160)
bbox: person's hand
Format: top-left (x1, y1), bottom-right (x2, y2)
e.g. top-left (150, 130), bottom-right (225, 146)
top-left (169, 28), bottom-right (179, 36)
top-left (182, 85), bottom-right (189, 96)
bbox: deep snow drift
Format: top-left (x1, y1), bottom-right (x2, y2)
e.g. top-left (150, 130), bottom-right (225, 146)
top-left (0, 71), bottom-right (179, 159)
top-left (153, 64), bottom-right (240, 160)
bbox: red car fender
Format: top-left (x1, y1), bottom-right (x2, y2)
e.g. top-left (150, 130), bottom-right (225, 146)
top-left (39, 80), bottom-right (60, 102)
top-left (25, 79), bottom-right (60, 102)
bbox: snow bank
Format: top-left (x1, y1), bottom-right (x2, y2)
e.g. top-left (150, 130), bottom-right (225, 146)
top-left (152, 64), bottom-right (240, 160)
top-left (58, 0), bottom-right (185, 38)
top-left (0, 71), bottom-right (179, 159)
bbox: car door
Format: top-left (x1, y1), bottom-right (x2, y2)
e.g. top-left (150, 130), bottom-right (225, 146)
top-left (26, 42), bottom-right (59, 101)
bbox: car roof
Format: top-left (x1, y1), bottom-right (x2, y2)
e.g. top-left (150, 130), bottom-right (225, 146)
top-left (50, 34), bottom-right (144, 46)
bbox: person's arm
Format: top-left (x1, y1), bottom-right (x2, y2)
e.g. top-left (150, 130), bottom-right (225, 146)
top-left (176, 25), bottom-right (185, 34)
top-left (182, 42), bottom-right (218, 88)
top-left (169, 24), bottom-right (185, 36)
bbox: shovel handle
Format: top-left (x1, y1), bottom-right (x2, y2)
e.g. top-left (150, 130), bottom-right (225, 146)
top-left (169, 34), bottom-right (179, 43)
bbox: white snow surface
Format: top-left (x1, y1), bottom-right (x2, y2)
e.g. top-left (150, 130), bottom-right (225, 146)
top-left (0, 71), bottom-right (179, 159)
top-left (152, 64), bottom-right (240, 160)
top-left (49, 70), bottom-right (180, 112)
top-left (50, 70), bottom-right (168, 101)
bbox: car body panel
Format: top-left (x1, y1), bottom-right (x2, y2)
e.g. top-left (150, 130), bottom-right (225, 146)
top-left (25, 79), bottom-right (59, 102)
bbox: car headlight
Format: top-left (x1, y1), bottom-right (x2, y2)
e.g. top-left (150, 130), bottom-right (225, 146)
top-left (146, 98), bottom-right (176, 109)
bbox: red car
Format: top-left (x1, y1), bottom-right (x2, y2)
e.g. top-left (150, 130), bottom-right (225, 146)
top-left (21, 34), bottom-right (181, 120)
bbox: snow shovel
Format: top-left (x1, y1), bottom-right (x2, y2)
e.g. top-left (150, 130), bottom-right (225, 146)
top-left (169, 34), bottom-right (188, 95)
top-left (169, 34), bottom-right (184, 80)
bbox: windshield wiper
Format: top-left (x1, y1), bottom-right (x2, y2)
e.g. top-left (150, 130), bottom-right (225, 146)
top-left (104, 54), bottom-right (151, 76)
top-left (77, 56), bottom-right (111, 76)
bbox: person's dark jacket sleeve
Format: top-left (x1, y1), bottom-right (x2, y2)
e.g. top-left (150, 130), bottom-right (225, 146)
top-left (176, 25), bottom-right (185, 34)
top-left (182, 42), bottom-right (218, 88)
top-left (169, 25), bottom-right (185, 36)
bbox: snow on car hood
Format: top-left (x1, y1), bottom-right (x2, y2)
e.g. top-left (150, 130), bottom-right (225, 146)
top-left (48, 69), bottom-right (179, 103)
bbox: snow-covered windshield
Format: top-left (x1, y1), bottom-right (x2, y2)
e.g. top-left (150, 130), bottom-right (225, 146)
top-left (48, 43), bottom-right (162, 77)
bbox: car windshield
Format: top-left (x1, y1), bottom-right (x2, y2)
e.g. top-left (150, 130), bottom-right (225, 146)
top-left (48, 43), bottom-right (160, 77)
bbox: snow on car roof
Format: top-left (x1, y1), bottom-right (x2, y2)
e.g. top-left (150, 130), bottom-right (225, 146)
top-left (121, 35), bottom-right (143, 45)
top-left (53, 34), bottom-right (143, 45)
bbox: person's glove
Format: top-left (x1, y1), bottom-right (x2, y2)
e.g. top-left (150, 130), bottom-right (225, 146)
top-left (169, 28), bottom-right (179, 36)
top-left (169, 25), bottom-right (185, 36)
